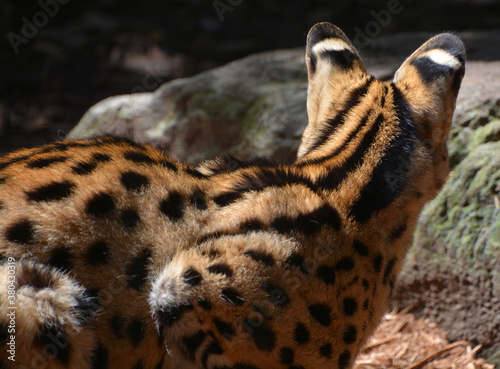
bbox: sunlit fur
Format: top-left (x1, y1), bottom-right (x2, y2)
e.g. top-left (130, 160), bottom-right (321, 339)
top-left (0, 23), bottom-right (464, 369)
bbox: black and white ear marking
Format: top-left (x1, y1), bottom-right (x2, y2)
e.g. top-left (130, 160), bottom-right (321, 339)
top-left (395, 33), bottom-right (465, 91)
top-left (306, 22), bottom-right (365, 75)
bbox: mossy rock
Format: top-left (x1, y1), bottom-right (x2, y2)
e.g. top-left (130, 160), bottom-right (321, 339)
top-left (399, 135), bottom-right (500, 364)
top-left (449, 100), bottom-right (500, 167)
top-left (69, 50), bottom-right (308, 164)
top-left (409, 141), bottom-right (500, 273)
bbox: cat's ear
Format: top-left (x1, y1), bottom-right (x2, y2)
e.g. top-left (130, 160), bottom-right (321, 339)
top-left (393, 33), bottom-right (465, 144)
top-left (299, 22), bottom-right (368, 159)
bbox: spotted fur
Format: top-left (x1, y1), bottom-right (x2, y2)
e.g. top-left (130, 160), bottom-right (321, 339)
top-left (0, 23), bottom-right (464, 369)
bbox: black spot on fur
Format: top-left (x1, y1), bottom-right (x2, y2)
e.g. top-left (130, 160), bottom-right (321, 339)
top-left (383, 257), bottom-right (397, 285)
top-left (198, 299), bottom-right (212, 311)
top-left (319, 343), bottom-right (332, 359)
top-left (293, 323), bottom-right (310, 345)
top-left (343, 325), bottom-right (357, 344)
top-left (363, 299), bottom-right (369, 310)
top-left (158, 302), bottom-right (193, 325)
top-left (27, 156), bottom-right (67, 169)
top-left (213, 318), bottom-right (235, 339)
top-left (317, 265), bottom-right (335, 285)
top-left (191, 189), bottom-right (207, 210)
top-left (35, 325), bottom-right (71, 364)
top-left (362, 279), bottom-right (370, 291)
top-left (92, 153), bottom-right (111, 162)
top-left (127, 319), bottom-right (145, 347)
top-left (342, 298), bottom-right (358, 316)
top-left (86, 241), bottom-right (110, 265)
top-left (373, 253), bottom-right (383, 274)
top-left (159, 192), bottom-right (184, 221)
top-left (26, 181), bottom-right (75, 202)
top-left (125, 249), bottom-right (151, 291)
top-left (110, 314), bottom-right (126, 338)
top-left (249, 323), bottom-right (276, 351)
top-left (121, 209), bottom-right (141, 229)
top-left (120, 171), bottom-right (150, 192)
top-left (72, 161), bottom-right (98, 175)
top-left (86, 193), bottom-right (115, 217)
top-left (5, 219), bottom-right (36, 244)
top-left (353, 240), bottom-right (369, 256)
top-left (240, 219), bottom-right (265, 233)
top-left (183, 330), bottom-right (206, 360)
top-left (213, 192), bottom-right (243, 207)
top-left (208, 249), bottom-right (221, 259)
top-left (271, 205), bottom-right (341, 234)
top-left (90, 344), bottom-right (109, 369)
top-left (338, 350), bottom-right (351, 369)
top-left (159, 159), bottom-right (177, 172)
top-left (280, 347), bottom-right (294, 364)
top-left (336, 257), bottom-right (354, 271)
top-left (124, 151), bottom-right (156, 165)
top-left (48, 247), bottom-right (73, 272)
top-left (262, 283), bottom-right (289, 306)
top-left (221, 287), bottom-right (244, 306)
top-left (183, 268), bottom-right (203, 286)
top-left (390, 221), bottom-right (407, 240)
top-left (308, 304), bottom-right (331, 327)
top-left (244, 250), bottom-right (275, 266)
top-left (286, 253), bottom-right (309, 274)
top-left (207, 263), bottom-right (233, 278)
top-left (200, 341), bottom-right (224, 368)
top-left (0, 177), bottom-right (6, 185)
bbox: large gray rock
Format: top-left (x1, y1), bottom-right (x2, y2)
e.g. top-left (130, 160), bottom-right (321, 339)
top-left (69, 50), bottom-right (309, 164)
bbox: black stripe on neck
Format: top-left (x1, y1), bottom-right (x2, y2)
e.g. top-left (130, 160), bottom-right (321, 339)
top-left (349, 84), bottom-right (416, 223)
top-left (305, 76), bottom-right (375, 155)
top-left (315, 112), bottom-right (384, 189)
top-left (213, 167), bottom-right (317, 207)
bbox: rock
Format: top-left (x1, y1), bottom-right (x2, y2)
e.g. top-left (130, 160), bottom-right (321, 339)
top-left (396, 101), bottom-right (500, 366)
top-left (69, 49), bottom-right (309, 164)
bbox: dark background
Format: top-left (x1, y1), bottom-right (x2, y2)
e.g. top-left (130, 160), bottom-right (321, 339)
top-left (1, 0), bottom-right (499, 153)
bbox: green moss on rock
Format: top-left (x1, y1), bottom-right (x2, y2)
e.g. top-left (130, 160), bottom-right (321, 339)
top-left (409, 140), bottom-right (500, 280)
